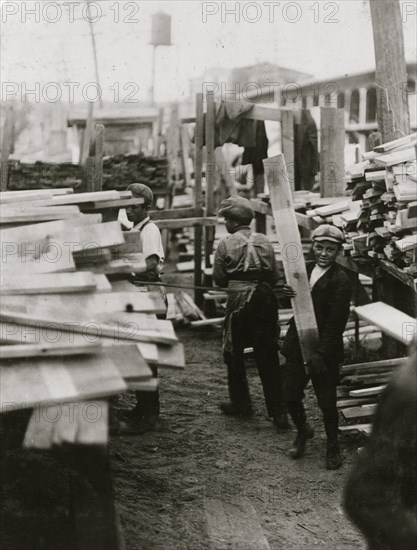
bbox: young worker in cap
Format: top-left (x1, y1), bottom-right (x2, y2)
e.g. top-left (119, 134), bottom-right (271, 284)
top-left (281, 224), bottom-right (352, 469)
top-left (122, 183), bottom-right (165, 429)
top-left (213, 196), bottom-right (288, 429)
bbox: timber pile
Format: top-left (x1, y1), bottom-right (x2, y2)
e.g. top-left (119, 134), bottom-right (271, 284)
top-left (0, 188), bottom-right (185, 450)
top-left (338, 301), bottom-right (415, 436)
top-left (7, 160), bottom-right (83, 190)
top-left (305, 133), bottom-right (417, 275)
top-left (102, 153), bottom-right (168, 192)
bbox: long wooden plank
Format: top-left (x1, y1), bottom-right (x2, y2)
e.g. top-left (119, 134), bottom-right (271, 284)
top-left (264, 154), bottom-right (318, 364)
top-left (354, 302), bottom-right (416, 345)
top-left (349, 385), bottom-right (386, 397)
top-left (320, 107), bottom-right (345, 197)
top-left (373, 132), bottom-right (417, 153)
top-left (341, 404), bottom-right (377, 420)
top-left (375, 147), bottom-right (416, 166)
top-left (0, 272), bottom-right (98, 295)
top-left (0, 343), bottom-right (102, 359)
top-left (205, 92), bottom-right (216, 216)
top-left (154, 217), bottom-right (217, 230)
top-left (341, 357), bottom-right (404, 375)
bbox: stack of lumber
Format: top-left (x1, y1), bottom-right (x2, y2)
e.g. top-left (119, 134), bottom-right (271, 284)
top-left (7, 160), bottom-right (82, 191)
top-left (166, 291), bottom-right (207, 324)
top-left (338, 301), bottom-right (415, 436)
top-left (0, 188), bottom-right (185, 450)
top-left (102, 153), bottom-right (168, 192)
top-left (304, 133), bottom-right (417, 275)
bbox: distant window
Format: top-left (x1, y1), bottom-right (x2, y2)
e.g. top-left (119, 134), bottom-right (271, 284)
top-left (313, 93), bottom-right (319, 107)
top-left (302, 96), bottom-right (307, 109)
top-left (366, 87), bottom-right (377, 122)
top-left (337, 92), bottom-right (345, 109)
top-left (350, 90), bottom-right (360, 123)
top-left (406, 80), bottom-right (416, 94)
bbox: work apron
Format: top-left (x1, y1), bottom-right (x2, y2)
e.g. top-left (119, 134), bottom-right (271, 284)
top-left (222, 232), bottom-right (267, 355)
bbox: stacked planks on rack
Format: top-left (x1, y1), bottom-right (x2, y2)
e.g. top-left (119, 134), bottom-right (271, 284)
top-left (338, 301), bottom-right (415, 436)
top-left (0, 187), bottom-right (185, 450)
top-left (302, 133), bottom-right (417, 280)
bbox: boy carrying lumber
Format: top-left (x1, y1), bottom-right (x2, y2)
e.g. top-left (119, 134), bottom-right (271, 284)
top-left (213, 196), bottom-right (288, 429)
top-left (120, 183), bottom-right (166, 432)
top-left (281, 224), bottom-right (352, 469)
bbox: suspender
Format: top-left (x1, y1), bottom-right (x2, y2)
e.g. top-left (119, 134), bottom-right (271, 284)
top-left (240, 232), bottom-right (262, 272)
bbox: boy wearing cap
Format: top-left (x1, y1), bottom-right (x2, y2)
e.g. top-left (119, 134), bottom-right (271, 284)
top-left (213, 196), bottom-right (288, 429)
top-left (122, 183), bottom-right (165, 429)
top-left (281, 224), bottom-right (352, 469)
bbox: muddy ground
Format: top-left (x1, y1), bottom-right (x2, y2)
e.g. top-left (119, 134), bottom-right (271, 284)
top-left (111, 323), bottom-right (367, 550)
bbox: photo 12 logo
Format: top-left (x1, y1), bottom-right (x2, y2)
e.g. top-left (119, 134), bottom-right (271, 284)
top-left (202, 1), bottom-right (341, 24)
top-left (1, 1), bottom-right (141, 24)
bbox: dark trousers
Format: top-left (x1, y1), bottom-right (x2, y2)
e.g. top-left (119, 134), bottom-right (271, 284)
top-left (284, 353), bottom-right (339, 440)
top-left (224, 312), bottom-right (286, 418)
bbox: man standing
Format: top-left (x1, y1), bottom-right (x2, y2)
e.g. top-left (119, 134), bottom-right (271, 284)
top-left (122, 183), bottom-right (165, 429)
top-left (213, 196), bottom-right (288, 429)
top-left (281, 225), bottom-right (352, 469)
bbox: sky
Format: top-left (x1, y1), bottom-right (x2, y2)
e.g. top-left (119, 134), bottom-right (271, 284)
top-left (1, 0), bottom-right (416, 105)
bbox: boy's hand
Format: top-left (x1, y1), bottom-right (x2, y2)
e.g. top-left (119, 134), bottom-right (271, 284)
top-left (307, 352), bottom-right (327, 376)
top-left (282, 284), bottom-right (297, 298)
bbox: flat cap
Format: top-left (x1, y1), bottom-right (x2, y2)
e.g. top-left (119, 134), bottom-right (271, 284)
top-left (127, 183), bottom-right (154, 206)
top-left (218, 196), bottom-right (254, 222)
top-left (312, 224), bottom-right (344, 243)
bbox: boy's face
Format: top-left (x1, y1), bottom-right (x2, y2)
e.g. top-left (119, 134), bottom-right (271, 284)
top-left (126, 203), bottom-right (148, 224)
top-left (313, 240), bottom-right (340, 267)
top-left (225, 217), bottom-right (240, 233)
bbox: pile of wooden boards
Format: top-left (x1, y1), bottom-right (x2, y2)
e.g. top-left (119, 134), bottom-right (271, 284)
top-left (304, 133), bottom-right (417, 275)
top-left (0, 188), bottom-right (185, 449)
top-left (102, 153), bottom-right (168, 192)
top-left (7, 160), bottom-right (83, 191)
top-left (338, 301), bottom-right (415, 436)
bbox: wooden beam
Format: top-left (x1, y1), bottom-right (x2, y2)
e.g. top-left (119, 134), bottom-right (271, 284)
top-left (281, 110), bottom-right (295, 191)
top-left (149, 207), bottom-right (204, 220)
top-left (153, 217), bottom-right (217, 230)
top-left (264, 154), bottom-right (319, 365)
top-left (354, 302), bottom-right (416, 345)
top-left (369, 0), bottom-right (410, 142)
top-left (180, 125), bottom-right (192, 188)
top-left (320, 107), bottom-right (345, 197)
top-left (194, 93), bottom-right (204, 208)
top-left (94, 123), bottom-right (104, 192)
top-left (205, 91), bottom-right (216, 216)
top-left (1, 104), bottom-right (14, 191)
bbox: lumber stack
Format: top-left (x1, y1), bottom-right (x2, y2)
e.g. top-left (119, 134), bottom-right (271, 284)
top-left (102, 153), bottom-right (169, 192)
top-left (305, 133), bottom-right (417, 276)
top-left (0, 188), bottom-right (185, 450)
top-left (7, 160), bottom-right (83, 191)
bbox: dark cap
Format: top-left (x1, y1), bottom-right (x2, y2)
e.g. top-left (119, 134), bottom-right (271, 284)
top-left (127, 183), bottom-right (154, 206)
top-left (312, 224), bottom-right (344, 243)
top-left (218, 196), bottom-right (254, 223)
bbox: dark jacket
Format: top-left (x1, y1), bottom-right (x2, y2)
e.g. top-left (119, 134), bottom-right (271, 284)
top-left (281, 261), bottom-right (352, 365)
top-left (343, 350), bottom-right (417, 550)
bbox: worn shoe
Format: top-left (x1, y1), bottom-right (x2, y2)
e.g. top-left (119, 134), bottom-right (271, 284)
top-left (220, 402), bottom-right (253, 418)
top-left (288, 423), bottom-right (315, 459)
top-left (272, 413), bottom-right (290, 431)
top-left (326, 439), bottom-right (342, 470)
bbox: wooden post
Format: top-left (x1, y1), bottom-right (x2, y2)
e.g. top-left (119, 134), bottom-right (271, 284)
top-left (369, 0), bottom-right (410, 142)
top-left (180, 125), bottom-right (192, 189)
top-left (81, 102), bottom-right (94, 166)
top-left (1, 105), bottom-right (15, 191)
top-left (205, 91), bottom-right (216, 216)
top-left (154, 107), bottom-right (164, 156)
top-left (264, 154), bottom-right (319, 366)
top-left (204, 91), bottom-right (216, 270)
top-left (193, 93), bottom-right (204, 306)
top-left (320, 107), bottom-right (345, 197)
top-left (94, 124), bottom-right (104, 192)
top-left (281, 110), bottom-right (295, 191)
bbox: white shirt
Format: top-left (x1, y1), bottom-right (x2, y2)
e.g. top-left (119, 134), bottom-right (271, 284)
top-left (309, 264), bottom-right (331, 289)
top-left (132, 217), bottom-right (165, 272)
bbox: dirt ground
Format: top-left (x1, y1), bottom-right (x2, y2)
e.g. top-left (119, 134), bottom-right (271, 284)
top-left (111, 324), bottom-right (367, 550)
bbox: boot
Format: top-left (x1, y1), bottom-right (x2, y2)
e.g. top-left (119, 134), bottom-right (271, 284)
top-left (272, 413), bottom-right (290, 431)
top-left (326, 438), bottom-right (342, 470)
top-left (220, 402), bottom-right (253, 418)
top-left (289, 422), bottom-right (314, 459)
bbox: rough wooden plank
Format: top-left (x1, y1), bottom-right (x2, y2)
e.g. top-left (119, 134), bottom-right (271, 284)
top-left (375, 147), bottom-right (415, 167)
top-left (204, 498), bottom-right (270, 550)
top-left (341, 404), bottom-right (377, 420)
top-left (320, 107), bottom-right (345, 197)
top-left (349, 385), bottom-right (387, 397)
top-left (281, 110), bottom-right (295, 191)
top-left (154, 217), bottom-right (217, 230)
top-left (354, 302), bottom-right (416, 345)
top-left (373, 133), bottom-right (417, 153)
top-left (264, 154), bottom-right (318, 364)
top-left (0, 272), bottom-right (98, 295)
top-left (0, 343), bottom-right (102, 359)
top-left (340, 357), bottom-right (404, 375)
top-left (339, 424), bottom-right (372, 435)
top-left (205, 91), bottom-right (216, 216)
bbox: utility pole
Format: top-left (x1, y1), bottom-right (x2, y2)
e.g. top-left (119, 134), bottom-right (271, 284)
top-left (369, 0), bottom-right (410, 142)
top-left (86, 0), bottom-right (103, 109)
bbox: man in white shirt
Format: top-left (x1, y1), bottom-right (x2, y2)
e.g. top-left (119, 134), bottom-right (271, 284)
top-left (121, 183), bottom-right (165, 431)
top-left (125, 183), bottom-right (164, 283)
